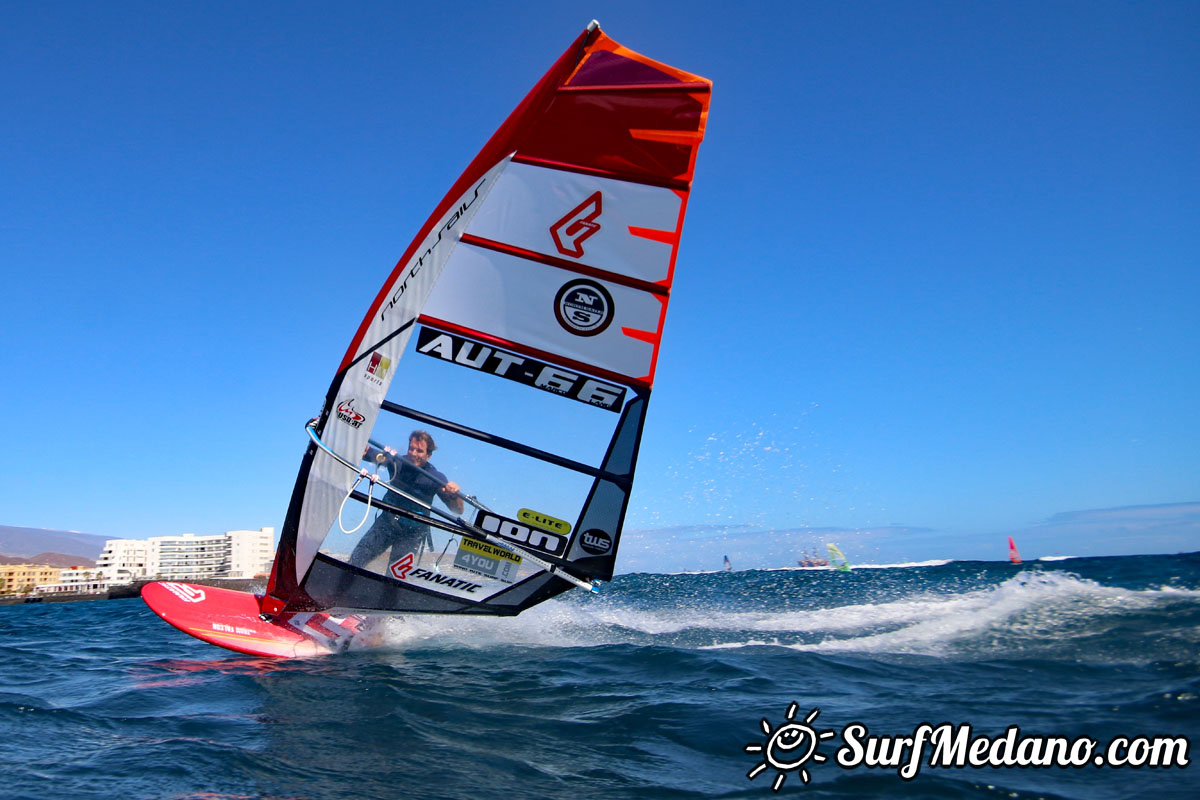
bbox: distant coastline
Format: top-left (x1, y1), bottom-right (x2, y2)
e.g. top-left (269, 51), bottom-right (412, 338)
top-left (0, 552), bottom-right (97, 568)
top-left (0, 577), bottom-right (263, 607)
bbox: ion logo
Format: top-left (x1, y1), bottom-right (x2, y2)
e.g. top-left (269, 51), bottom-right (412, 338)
top-left (549, 191), bottom-right (603, 257)
top-left (554, 279), bottom-right (614, 337)
top-left (475, 511), bottom-right (567, 557)
top-left (162, 583), bottom-right (206, 603)
top-left (335, 398), bottom-right (365, 428)
top-left (389, 553), bottom-right (414, 580)
top-left (579, 529), bottom-right (613, 555)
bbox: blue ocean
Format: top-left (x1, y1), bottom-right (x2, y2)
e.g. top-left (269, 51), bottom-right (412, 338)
top-left (1, 553), bottom-right (1196, 799)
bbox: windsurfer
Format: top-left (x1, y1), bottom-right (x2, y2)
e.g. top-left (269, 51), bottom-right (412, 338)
top-left (349, 430), bottom-right (465, 569)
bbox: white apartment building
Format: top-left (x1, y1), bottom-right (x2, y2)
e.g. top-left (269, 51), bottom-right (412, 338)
top-left (145, 527), bottom-right (275, 580)
top-left (226, 528), bottom-right (276, 578)
top-left (95, 538), bottom-right (149, 584)
top-left (37, 527), bottom-right (276, 593)
top-left (149, 532), bottom-right (230, 581)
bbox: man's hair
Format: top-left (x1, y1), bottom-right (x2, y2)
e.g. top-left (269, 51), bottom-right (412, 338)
top-left (409, 430), bottom-right (437, 455)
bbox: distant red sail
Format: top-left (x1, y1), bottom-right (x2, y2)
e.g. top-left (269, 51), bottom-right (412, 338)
top-left (1009, 536), bottom-right (1022, 564)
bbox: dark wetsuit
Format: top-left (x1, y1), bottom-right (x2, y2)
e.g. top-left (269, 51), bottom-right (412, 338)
top-left (349, 445), bottom-right (451, 568)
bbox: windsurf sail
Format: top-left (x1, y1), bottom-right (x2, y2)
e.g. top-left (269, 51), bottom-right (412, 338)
top-left (261, 22), bottom-right (711, 618)
top-left (722, 555), bottom-right (731, 571)
top-left (1008, 536), bottom-right (1022, 564)
top-left (826, 543), bottom-right (851, 572)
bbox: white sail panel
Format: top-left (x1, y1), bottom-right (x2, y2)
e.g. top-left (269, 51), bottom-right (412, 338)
top-left (464, 162), bottom-right (684, 285)
top-left (421, 243), bottom-right (667, 383)
top-left (295, 345), bottom-right (397, 585)
top-left (345, 160), bottom-right (510, 366)
top-left (293, 161), bottom-right (509, 584)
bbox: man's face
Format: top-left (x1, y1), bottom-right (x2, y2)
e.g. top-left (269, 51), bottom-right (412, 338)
top-left (407, 437), bottom-right (430, 468)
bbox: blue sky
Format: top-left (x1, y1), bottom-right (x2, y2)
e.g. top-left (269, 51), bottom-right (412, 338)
top-left (2, 1), bottom-right (1197, 569)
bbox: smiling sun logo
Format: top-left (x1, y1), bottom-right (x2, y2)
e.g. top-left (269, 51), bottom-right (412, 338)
top-left (745, 703), bottom-right (837, 791)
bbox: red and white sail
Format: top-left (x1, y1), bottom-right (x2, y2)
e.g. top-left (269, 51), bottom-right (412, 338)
top-left (263, 22), bottom-right (711, 617)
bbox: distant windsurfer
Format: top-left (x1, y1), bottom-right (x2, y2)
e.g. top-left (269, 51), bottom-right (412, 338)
top-left (349, 430), bottom-right (465, 569)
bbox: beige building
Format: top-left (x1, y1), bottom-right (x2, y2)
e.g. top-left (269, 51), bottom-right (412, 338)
top-left (0, 564), bottom-right (62, 596)
top-left (38, 566), bottom-right (108, 595)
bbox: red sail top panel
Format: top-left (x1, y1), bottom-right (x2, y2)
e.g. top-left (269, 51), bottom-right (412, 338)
top-left (569, 50), bottom-right (683, 87)
top-left (516, 92), bottom-right (707, 185)
top-left (520, 31), bottom-right (711, 186)
top-left (566, 32), bottom-right (709, 88)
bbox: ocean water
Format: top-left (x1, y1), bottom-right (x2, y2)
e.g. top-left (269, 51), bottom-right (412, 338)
top-left (1, 553), bottom-right (1196, 799)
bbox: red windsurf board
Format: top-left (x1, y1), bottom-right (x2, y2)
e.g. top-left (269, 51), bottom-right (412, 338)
top-left (141, 581), bottom-right (381, 658)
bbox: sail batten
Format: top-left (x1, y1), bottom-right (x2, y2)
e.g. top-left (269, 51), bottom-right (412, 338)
top-left (511, 154), bottom-right (693, 191)
top-left (416, 314), bottom-right (656, 391)
top-left (460, 234), bottom-right (673, 296)
top-left (378, 400), bottom-right (632, 483)
top-left (265, 22), bottom-right (710, 617)
top-left (559, 82), bottom-right (712, 93)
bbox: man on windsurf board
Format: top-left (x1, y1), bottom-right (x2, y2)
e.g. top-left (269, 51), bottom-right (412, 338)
top-left (349, 430), bottom-right (465, 568)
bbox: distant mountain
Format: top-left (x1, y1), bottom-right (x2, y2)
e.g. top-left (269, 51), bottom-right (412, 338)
top-left (0, 552), bottom-right (96, 568)
top-left (0, 525), bottom-right (109, 560)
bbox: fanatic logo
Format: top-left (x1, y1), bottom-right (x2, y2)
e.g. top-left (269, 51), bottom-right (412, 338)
top-left (162, 583), bottom-right (206, 603)
top-left (389, 553), bottom-right (414, 580)
top-left (550, 191), bottom-right (603, 258)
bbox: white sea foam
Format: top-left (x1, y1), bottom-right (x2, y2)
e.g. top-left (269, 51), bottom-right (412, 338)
top-left (833, 559), bottom-right (953, 570)
top-left (785, 571), bottom-right (1200, 658)
top-left (372, 570), bottom-right (1200, 658)
top-left (764, 559), bottom-right (953, 572)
